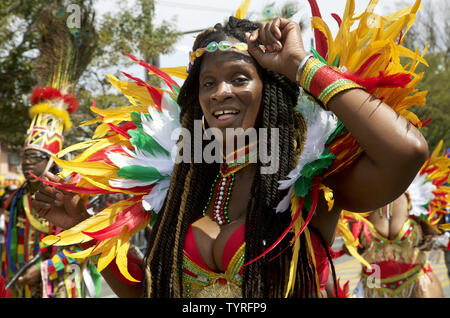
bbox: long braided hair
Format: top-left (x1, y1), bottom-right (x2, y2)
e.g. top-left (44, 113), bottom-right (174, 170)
top-left (144, 16), bottom-right (317, 298)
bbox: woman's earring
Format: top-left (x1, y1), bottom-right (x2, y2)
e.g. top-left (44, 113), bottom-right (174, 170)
top-left (202, 115), bottom-right (211, 138)
top-left (202, 115), bottom-right (207, 132)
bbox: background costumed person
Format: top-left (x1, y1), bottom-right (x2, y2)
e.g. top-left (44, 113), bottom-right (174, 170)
top-left (1, 5), bottom-right (101, 298)
top-left (31, 0), bottom-right (429, 298)
top-left (342, 141), bottom-right (449, 298)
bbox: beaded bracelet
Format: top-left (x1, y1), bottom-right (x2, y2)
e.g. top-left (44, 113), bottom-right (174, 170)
top-left (299, 58), bottom-right (363, 110)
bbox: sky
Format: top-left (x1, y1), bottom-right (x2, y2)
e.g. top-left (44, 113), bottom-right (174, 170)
top-left (94, 0), bottom-right (397, 64)
top-left (90, 0), bottom-right (403, 80)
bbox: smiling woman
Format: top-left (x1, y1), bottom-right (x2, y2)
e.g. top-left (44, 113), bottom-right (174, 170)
top-left (31, 0), bottom-right (431, 299)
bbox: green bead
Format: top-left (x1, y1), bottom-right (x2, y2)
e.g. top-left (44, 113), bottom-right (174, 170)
top-left (206, 41), bottom-right (218, 52)
top-left (218, 41), bottom-right (232, 51)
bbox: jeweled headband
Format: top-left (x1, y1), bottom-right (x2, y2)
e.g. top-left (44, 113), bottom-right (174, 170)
top-left (189, 40), bottom-right (248, 63)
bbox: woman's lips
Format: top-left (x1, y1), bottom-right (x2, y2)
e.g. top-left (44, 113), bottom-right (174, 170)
top-left (211, 108), bottom-right (241, 125)
top-left (217, 113), bottom-right (237, 121)
top-left (210, 111), bottom-right (241, 128)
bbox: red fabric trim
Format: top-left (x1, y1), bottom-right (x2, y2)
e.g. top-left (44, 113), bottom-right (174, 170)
top-left (108, 252), bottom-right (143, 286)
top-left (363, 261), bottom-right (422, 279)
top-left (183, 225), bottom-right (211, 272)
top-left (222, 223), bottom-right (245, 271)
top-left (309, 66), bottom-right (344, 97)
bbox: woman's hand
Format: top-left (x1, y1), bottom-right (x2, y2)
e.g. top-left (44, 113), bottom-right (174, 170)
top-left (17, 265), bottom-right (41, 286)
top-left (246, 17), bottom-right (307, 82)
top-left (31, 172), bottom-right (90, 230)
top-left (418, 235), bottom-right (435, 251)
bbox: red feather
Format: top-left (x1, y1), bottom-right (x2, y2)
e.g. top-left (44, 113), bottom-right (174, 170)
top-left (119, 121), bottom-right (137, 132)
top-left (121, 71), bottom-right (162, 111)
top-left (420, 118), bottom-right (432, 127)
top-left (87, 144), bottom-right (128, 165)
top-left (285, 177), bottom-right (321, 245)
top-left (343, 71), bottom-right (412, 94)
top-left (307, 0), bottom-right (328, 59)
top-left (124, 52), bottom-right (180, 91)
top-left (107, 123), bottom-right (131, 139)
top-left (242, 197), bottom-right (305, 267)
top-left (354, 54), bottom-right (381, 77)
top-left (31, 86), bottom-right (63, 105)
top-left (336, 279), bottom-right (350, 298)
top-left (83, 199), bottom-right (148, 241)
top-left (62, 94), bottom-right (79, 113)
top-left (28, 171), bottom-right (119, 194)
top-left (331, 13), bottom-right (342, 27)
top-left (267, 179), bottom-right (321, 263)
top-left (30, 86), bottom-right (78, 112)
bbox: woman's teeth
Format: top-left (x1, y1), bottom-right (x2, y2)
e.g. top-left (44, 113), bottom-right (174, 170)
top-left (213, 110), bottom-right (240, 120)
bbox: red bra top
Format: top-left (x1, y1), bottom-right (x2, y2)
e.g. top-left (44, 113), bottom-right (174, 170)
top-left (183, 223), bottom-right (245, 272)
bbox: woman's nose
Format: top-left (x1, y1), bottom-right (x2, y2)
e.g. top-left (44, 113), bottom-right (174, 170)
top-left (211, 81), bottom-right (233, 102)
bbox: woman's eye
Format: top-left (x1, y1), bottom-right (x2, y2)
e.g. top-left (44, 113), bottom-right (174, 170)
top-left (203, 80), bottom-right (214, 88)
top-left (232, 77), bottom-right (248, 85)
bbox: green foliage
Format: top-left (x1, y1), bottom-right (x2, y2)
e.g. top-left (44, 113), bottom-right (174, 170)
top-left (410, 52), bottom-right (450, 152)
top-left (400, 0), bottom-right (450, 152)
top-left (0, 0), bottom-right (180, 151)
top-left (0, 0), bottom-right (97, 150)
top-left (94, 0), bottom-right (180, 75)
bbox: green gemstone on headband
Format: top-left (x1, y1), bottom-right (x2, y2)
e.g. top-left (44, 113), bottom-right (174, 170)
top-left (218, 41), bottom-right (232, 51)
top-left (206, 41), bottom-right (219, 52)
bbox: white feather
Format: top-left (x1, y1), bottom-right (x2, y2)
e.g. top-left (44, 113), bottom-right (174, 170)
top-left (407, 173), bottom-right (436, 217)
top-left (142, 178), bottom-right (171, 213)
top-left (275, 94), bottom-right (338, 213)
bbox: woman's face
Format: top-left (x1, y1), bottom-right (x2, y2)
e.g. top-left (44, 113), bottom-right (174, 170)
top-left (198, 45), bottom-right (263, 142)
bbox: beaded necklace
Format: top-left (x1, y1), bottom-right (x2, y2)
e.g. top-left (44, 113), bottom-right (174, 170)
top-left (378, 201), bottom-right (393, 219)
top-left (202, 142), bottom-right (257, 225)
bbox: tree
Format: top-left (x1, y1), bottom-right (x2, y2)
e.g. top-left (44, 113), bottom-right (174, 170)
top-left (0, 0), bottom-right (97, 150)
top-left (87, 0), bottom-right (181, 84)
top-left (0, 0), bottom-right (181, 150)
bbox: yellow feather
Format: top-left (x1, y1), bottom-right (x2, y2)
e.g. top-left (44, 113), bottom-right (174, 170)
top-left (63, 246), bottom-right (95, 259)
top-left (81, 175), bottom-right (147, 196)
top-left (234, 0), bottom-right (251, 19)
top-left (159, 66), bottom-right (188, 80)
top-left (107, 74), bottom-right (165, 108)
top-left (52, 155), bottom-right (118, 177)
top-left (97, 240), bottom-right (118, 272)
top-left (319, 184), bottom-right (334, 211)
top-left (42, 200), bottom-right (135, 246)
top-left (338, 222), bottom-right (372, 269)
top-left (92, 123), bottom-right (112, 139)
top-left (57, 140), bottom-right (97, 158)
top-left (116, 227), bottom-right (140, 282)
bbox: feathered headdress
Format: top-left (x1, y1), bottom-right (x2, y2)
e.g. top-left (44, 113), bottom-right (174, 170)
top-left (24, 5), bottom-right (96, 156)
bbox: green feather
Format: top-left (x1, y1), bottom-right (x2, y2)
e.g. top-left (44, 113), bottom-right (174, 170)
top-left (311, 47), bottom-right (328, 65)
top-left (128, 128), bottom-right (170, 157)
top-left (326, 121), bottom-right (344, 145)
top-left (117, 165), bottom-right (164, 182)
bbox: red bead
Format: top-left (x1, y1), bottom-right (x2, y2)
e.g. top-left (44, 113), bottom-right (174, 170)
top-left (217, 278), bottom-right (227, 285)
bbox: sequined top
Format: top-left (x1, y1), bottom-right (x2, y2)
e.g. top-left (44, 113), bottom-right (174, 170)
top-left (360, 217), bottom-right (426, 266)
